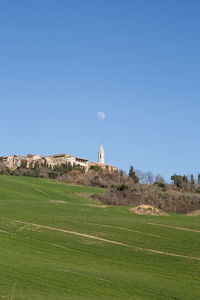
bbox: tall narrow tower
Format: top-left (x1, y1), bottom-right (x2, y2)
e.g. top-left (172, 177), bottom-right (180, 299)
top-left (98, 144), bottom-right (104, 164)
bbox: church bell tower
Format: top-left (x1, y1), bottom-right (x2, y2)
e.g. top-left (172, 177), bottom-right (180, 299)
top-left (98, 144), bottom-right (104, 164)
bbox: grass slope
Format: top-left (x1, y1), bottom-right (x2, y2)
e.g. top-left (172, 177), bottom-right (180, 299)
top-left (0, 175), bottom-right (200, 299)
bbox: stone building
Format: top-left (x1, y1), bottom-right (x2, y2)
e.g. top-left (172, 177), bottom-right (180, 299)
top-left (98, 144), bottom-right (105, 164)
top-left (89, 145), bottom-right (117, 173)
top-left (0, 153), bottom-right (88, 170)
top-left (45, 154), bottom-right (88, 168)
top-left (0, 155), bottom-right (24, 169)
top-left (0, 145), bottom-right (116, 172)
top-left (26, 154), bottom-right (44, 168)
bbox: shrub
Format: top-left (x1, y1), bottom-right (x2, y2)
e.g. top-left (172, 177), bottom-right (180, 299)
top-left (89, 165), bottom-right (102, 172)
top-left (154, 182), bottom-right (165, 189)
top-left (117, 184), bottom-right (128, 191)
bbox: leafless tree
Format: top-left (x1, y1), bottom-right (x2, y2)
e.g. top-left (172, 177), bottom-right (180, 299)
top-left (135, 170), bottom-right (145, 183)
top-left (155, 174), bottom-right (165, 183)
top-left (144, 172), bottom-right (154, 184)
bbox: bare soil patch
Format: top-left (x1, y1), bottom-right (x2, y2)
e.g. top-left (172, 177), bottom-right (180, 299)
top-left (187, 210), bottom-right (200, 216)
top-left (49, 200), bottom-right (67, 203)
top-left (130, 205), bottom-right (168, 216)
top-left (84, 204), bottom-right (108, 208)
top-left (72, 192), bottom-right (93, 198)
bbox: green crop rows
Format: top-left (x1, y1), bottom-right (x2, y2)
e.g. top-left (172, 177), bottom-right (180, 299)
top-left (0, 175), bottom-right (199, 299)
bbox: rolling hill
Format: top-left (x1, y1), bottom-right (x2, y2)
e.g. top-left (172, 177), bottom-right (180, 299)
top-left (0, 175), bottom-right (200, 299)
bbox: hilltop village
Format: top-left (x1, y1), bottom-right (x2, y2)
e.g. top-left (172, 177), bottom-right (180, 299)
top-left (0, 145), bottom-right (117, 173)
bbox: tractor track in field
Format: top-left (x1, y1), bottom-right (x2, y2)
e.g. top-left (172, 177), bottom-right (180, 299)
top-left (145, 222), bottom-right (200, 233)
top-left (0, 229), bottom-right (13, 235)
top-left (9, 219), bottom-right (200, 262)
top-left (72, 220), bottom-right (168, 239)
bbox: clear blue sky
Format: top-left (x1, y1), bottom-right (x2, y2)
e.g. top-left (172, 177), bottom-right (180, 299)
top-left (0, 0), bottom-right (200, 180)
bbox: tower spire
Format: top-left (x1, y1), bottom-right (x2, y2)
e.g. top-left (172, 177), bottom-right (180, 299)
top-left (98, 144), bottom-right (104, 164)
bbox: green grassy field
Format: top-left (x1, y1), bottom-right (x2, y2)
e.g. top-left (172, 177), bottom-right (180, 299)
top-left (0, 175), bottom-right (200, 299)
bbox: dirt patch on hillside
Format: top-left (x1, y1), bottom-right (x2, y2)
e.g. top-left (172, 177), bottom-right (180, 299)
top-left (130, 205), bottom-right (168, 216)
top-left (187, 210), bottom-right (200, 216)
top-left (84, 204), bottom-right (108, 208)
top-left (72, 193), bottom-right (94, 198)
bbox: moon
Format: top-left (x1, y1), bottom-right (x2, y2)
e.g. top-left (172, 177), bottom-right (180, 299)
top-left (97, 112), bottom-right (106, 120)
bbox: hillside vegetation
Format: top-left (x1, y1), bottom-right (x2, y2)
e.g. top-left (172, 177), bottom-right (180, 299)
top-left (2, 161), bottom-right (200, 214)
top-left (0, 175), bottom-right (200, 299)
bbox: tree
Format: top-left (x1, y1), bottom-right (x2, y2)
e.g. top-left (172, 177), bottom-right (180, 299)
top-left (89, 165), bottom-right (102, 172)
top-left (198, 174), bottom-right (200, 187)
top-left (145, 172), bottom-right (154, 185)
top-left (135, 170), bottom-right (145, 183)
top-left (154, 174), bottom-right (165, 188)
top-left (190, 174), bottom-right (195, 191)
top-left (117, 183), bottom-right (128, 191)
top-left (155, 174), bottom-right (164, 184)
top-left (34, 161), bottom-right (39, 170)
top-left (129, 166), bottom-right (139, 183)
top-left (171, 174), bottom-right (182, 188)
top-left (29, 161), bottom-right (34, 169)
top-left (171, 174), bottom-right (189, 191)
top-left (43, 159), bottom-right (48, 168)
top-left (20, 159), bottom-right (27, 169)
top-left (119, 170), bottom-right (125, 177)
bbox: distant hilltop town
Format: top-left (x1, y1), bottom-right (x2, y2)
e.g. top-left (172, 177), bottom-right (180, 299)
top-left (0, 145), bottom-right (117, 173)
